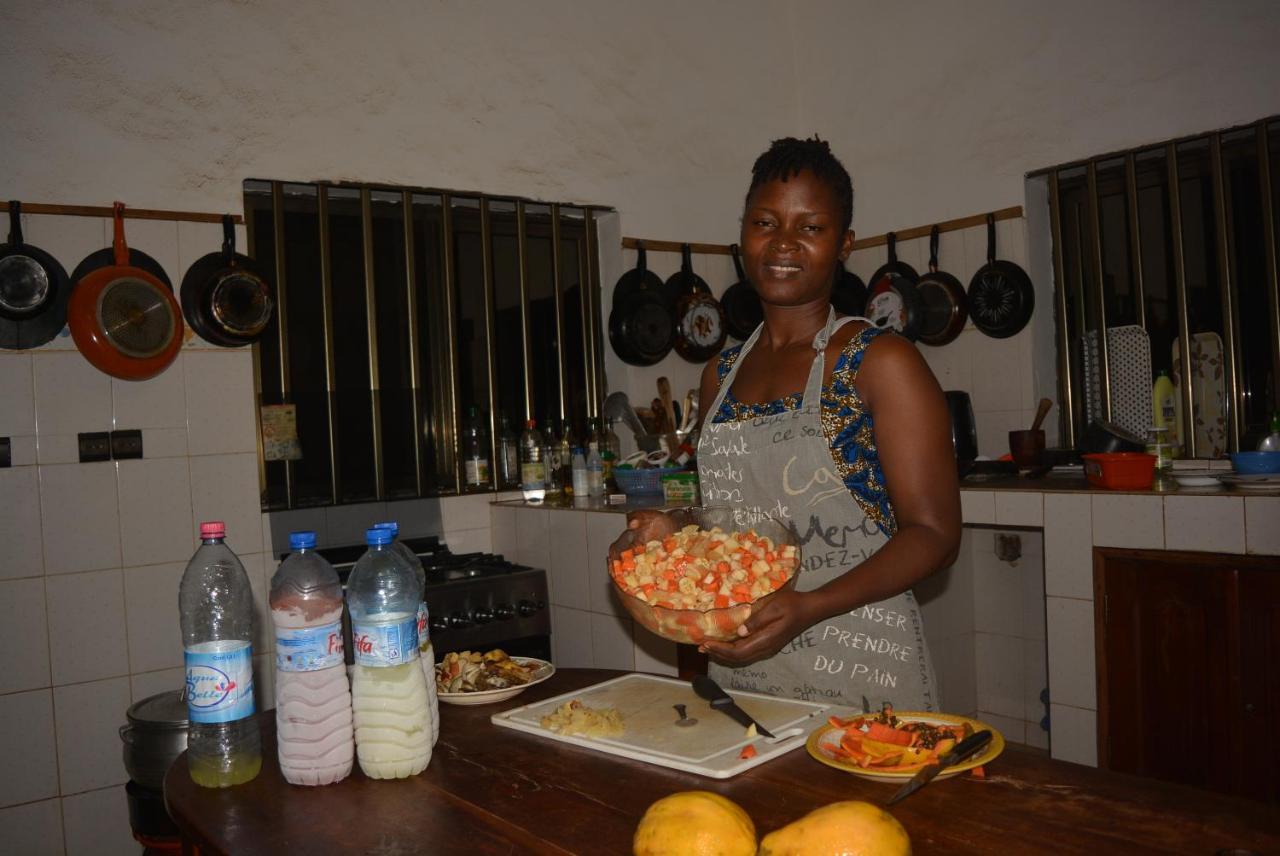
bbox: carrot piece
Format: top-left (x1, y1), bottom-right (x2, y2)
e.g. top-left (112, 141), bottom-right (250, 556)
top-left (714, 594), bottom-right (730, 609)
top-left (662, 537), bottom-right (677, 552)
top-left (620, 549), bottom-right (634, 561)
top-left (716, 561), bottom-right (731, 574)
top-left (738, 745), bottom-right (757, 760)
top-left (969, 765), bottom-right (985, 779)
top-left (640, 583), bottom-right (656, 595)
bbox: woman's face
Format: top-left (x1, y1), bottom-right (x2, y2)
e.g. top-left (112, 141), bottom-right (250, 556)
top-left (740, 169), bottom-right (854, 308)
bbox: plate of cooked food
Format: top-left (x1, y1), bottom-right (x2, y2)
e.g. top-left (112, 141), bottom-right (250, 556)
top-left (435, 649), bottom-right (555, 706)
top-left (806, 704), bottom-right (1004, 782)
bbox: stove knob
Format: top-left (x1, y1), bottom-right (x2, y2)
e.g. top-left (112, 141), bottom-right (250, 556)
top-left (448, 611), bottom-right (472, 628)
top-left (517, 599), bottom-right (538, 617)
top-left (429, 616), bottom-right (450, 634)
top-left (471, 607), bottom-right (494, 625)
top-left (494, 603), bottom-right (515, 620)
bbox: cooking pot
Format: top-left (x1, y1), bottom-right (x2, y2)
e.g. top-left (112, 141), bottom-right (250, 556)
top-left (1081, 419), bottom-right (1146, 454)
top-left (120, 689), bottom-right (189, 790)
top-left (180, 214), bottom-right (274, 347)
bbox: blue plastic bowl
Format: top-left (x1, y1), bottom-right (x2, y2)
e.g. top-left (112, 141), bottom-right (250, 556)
top-left (1229, 451), bottom-right (1280, 474)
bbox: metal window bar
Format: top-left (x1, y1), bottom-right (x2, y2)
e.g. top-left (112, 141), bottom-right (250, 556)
top-left (1086, 162), bottom-right (1113, 424)
top-left (249, 182), bottom-right (606, 508)
top-left (1045, 116), bottom-right (1280, 457)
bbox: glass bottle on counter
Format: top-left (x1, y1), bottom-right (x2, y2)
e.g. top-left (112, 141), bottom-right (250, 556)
top-left (348, 528), bottom-right (432, 779)
top-left (601, 417), bottom-right (621, 492)
top-left (179, 522), bottom-right (262, 788)
top-left (587, 444), bottom-right (604, 497)
top-left (557, 420), bottom-right (576, 496)
top-left (462, 406), bottom-right (490, 489)
top-left (519, 419), bottom-right (546, 502)
top-left (543, 419), bottom-right (564, 496)
top-left (496, 413), bottom-right (520, 488)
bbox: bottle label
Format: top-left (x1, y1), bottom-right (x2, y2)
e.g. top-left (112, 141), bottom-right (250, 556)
top-left (274, 621), bottom-right (344, 672)
top-left (185, 641), bottom-right (255, 724)
top-left (465, 458), bottom-right (490, 485)
top-left (417, 602), bottom-right (430, 652)
top-left (351, 615), bottom-right (419, 667)
top-left (521, 461), bottom-right (545, 487)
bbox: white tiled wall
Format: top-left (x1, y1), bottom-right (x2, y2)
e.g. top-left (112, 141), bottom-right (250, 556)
top-left (501, 505), bottom-right (678, 676)
top-left (0, 214), bottom-right (268, 855)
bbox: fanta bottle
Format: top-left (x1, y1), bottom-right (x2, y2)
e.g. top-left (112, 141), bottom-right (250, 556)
top-left (373, 521), bottom-right (439, 745)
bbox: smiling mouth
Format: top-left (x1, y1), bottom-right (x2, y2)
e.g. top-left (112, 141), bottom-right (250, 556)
top-left (764, 262), bottom-right (803, 275)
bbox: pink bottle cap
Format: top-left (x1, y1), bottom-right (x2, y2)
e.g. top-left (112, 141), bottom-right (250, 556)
top-left (199, 521), bottom-right (226, 538)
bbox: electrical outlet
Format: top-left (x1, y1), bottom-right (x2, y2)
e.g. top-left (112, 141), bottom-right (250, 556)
top-left (110, 429), bottom-right (143, 460)
top-left (995, 532), bottom-right (1022, 563)
top-left (78, 431), bottom-right (111, 463)
top-left (0, 437), bottom-right (10, 468)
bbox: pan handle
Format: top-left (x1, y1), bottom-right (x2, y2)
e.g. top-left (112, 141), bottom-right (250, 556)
top-left (636, 241), bottom-right (649, 275)
top-left (111, 202), bottom-right (129, 267)
top-left (929, 225), bottom-right (940, 272)
top-left (730, 244), bottom-right (746, 281)
top-left (985, 213), bottom-right (996, 264)
top-left (7, 200), bottom-right (22, 245)
top-left (221, 214), bottom-right (236, 262)
top-left (887, 232), bottom-right (898, 264)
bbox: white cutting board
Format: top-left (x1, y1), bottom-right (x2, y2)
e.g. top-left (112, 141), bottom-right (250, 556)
top-left (490, 673), bottom-right (834, 779)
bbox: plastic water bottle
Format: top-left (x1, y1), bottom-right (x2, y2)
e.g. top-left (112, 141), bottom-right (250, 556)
top-left (269, 531), bottom-right (354, 786)
top-left (179, 521), bottom-right (262, 787)
top-left (347, 528), bottom-right (432, 779)
top-left (571, 447), bottom-right (589, 497)
top-left (373, 522), bottom-right (438, 746)
top-left (587, 445), bottom-right (605, 497)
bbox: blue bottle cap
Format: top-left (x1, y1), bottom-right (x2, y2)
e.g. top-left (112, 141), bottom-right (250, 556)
top-left (288, 530), bottom-right (317, 550)
top-left (366, 527), bottom-right (393, 546)
top-left (372, 521), bottom-right (399, 536)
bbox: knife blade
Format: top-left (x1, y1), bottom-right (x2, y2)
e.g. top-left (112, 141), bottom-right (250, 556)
top-left (886, 730), bottom-right (993, 806)
top-left (691, 675), bottom-right (775, 739)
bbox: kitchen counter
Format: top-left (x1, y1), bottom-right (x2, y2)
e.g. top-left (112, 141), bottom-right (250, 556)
top-left (164, 669), bottom-right (1280, 855)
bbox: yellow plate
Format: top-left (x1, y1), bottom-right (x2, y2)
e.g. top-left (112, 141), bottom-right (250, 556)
top-left (806, 711), bottom-right (1005, 781)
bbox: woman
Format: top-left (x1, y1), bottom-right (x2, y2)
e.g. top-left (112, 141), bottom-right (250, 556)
top-left (622, 137), bottom-right (961, 711)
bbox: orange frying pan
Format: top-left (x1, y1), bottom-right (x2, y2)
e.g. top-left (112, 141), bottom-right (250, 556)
top-left (68, 203), bottom-right (184, 380)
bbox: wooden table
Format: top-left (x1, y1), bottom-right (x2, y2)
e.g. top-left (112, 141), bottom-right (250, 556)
top-left (165, 669), bottom-right (1280, 855)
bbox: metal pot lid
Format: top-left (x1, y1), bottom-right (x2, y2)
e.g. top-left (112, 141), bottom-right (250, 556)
top-left (98, 276), bottom-right (177, 359)
top-left (210, 270), bottom-right (272, 337)
top-left (0, 254), bottom-right (51, 316)
top-left (126, 689), bottom-right (188, 729)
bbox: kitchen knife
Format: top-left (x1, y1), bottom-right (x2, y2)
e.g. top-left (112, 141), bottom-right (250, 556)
top-left (691, 675), bottom-right (775, 739)
top-left (886, 729), bottom-right (993, 806)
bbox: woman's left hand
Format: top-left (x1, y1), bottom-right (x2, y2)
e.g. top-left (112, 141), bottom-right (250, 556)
top-left (700, 590), bottom-right (817, 667)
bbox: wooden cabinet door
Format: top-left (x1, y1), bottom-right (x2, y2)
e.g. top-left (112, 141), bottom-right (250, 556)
top-left (1238, 568), bottom-right (1280, 802)
top-left (1099, 552), bottom-right (1235, 792)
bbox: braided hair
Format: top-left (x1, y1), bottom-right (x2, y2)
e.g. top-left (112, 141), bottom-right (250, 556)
top-left (745, 136), bottom-right (854, 232)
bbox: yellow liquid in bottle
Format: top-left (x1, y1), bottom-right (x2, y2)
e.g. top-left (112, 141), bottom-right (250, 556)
top-left (188, 750), bottom-right (263, 788)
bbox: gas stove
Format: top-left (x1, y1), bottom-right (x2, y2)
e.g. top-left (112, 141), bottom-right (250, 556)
top-left (308, 536), bottom-right (551, 660)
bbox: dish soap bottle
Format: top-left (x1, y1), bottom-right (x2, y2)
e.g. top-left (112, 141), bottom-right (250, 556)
top-left (1152, 370), bottom-right (1177, 454)
top-left (1259, 412), bottom-right (1280, 452)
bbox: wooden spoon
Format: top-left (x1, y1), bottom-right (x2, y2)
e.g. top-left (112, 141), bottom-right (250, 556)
top-left (657, 377), bottom-right (679, 454)
top-left (1030, 398), bottom-right (1053, 432)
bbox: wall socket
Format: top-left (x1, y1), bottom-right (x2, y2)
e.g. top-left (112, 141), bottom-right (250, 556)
top-left (78, 432), bottom-right (111, 463)
top-left (995, 532), bottom-right (1023, 564)
top-left (110, 429), bottom-right (143, 460)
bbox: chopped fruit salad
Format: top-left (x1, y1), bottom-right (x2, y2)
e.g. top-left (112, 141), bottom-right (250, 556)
top-left (611, 525), bottom-right (798, 611)
top-left (822, 704), bottom-right (975, 772)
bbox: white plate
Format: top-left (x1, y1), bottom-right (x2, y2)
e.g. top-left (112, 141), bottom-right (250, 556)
top-left (1217, 474), bottom-right (1280, 493)
top-left (1175, 470), bottom-right (1221, 487)
top-left (437, 657), bottom-right (555, 706)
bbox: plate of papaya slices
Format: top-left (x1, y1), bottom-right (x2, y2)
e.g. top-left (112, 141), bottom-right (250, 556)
top-left (806, 704), bottom-right (1004, 781)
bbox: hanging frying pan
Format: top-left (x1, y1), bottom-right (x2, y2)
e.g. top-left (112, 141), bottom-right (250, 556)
top-left (661, 242), bottom-right (707, 309)
top-left (967, 213), bottom-right (1034, 339)
top-left (670, 244), bottom-right (726, 362)
top-left (609, 242), bottom-right (674, 366)
top-left (0, 201), bottom-right (72, 350)
top-left (830, 262), bottom-right (867, 317)
top-left (720, 244), bottom-right (762, 341)
top-left (68, 203), bottom-right (184, 381)
top-left (864, 271), bottom-right (922, 340)
top-left (915, 225), bottom-right (968, 347)
top-left (867, 232), bottom-right (918, 287)
top-left (180, 215), bottom-right (273, 347)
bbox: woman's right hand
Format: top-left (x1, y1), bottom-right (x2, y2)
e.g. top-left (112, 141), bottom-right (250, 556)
top-left (607, 509), bottom-right (678, 562)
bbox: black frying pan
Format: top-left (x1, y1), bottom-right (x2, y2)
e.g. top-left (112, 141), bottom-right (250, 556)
top-left (609, 243), bottom-right (674, 366)
top-left (671, 244), bottom-right (726, 363)
top-left (915, 225), bottom-right (968, 346)
top-left (867, 232), bottom-right (918, 287)
top-left (180, 215), bottom-right (274, 347)
top-left (720, 244), bottom-right (762, 341)
top-left (830, 262), bottom-right (867, 317)
top-left (967, 214), bottom-right (1034, 338)
top-left (0, 201), bottom-right (72, 350)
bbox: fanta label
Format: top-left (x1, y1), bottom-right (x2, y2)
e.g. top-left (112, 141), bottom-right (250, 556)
top-left (275, 621), bottom-right (344, 672)
top-left (417, 602), bottom-right (430, 652)
top-left (351, 614), bottom-right (419, 667)
top-left (185, 640), bottom-right (255, 724)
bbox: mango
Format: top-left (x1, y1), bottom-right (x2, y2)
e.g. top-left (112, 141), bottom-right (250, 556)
top-left (633, 790), bottom-right (756, 856)
top-left (758, 801), bottom-right (911, 856)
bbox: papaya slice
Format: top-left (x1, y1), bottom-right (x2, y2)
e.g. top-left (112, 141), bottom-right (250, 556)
top-left (865, 721), bottom-right (913, 746)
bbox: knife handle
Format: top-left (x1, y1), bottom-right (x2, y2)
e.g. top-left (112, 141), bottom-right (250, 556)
top-left (945, 730), bottom-right (992, 765)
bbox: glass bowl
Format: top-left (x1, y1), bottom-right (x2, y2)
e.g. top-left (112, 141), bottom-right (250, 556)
top-left (609, 507), bottom-right (801, 644)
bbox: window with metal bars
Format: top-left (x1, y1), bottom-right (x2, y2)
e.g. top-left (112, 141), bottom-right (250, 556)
top-left (243, 181), bottom-right (608, 510)
top-left (1039, 117), bottom-right (1280, 456)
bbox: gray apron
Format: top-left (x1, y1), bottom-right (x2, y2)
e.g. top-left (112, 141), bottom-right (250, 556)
top-left (698, 310), bottom-right (937, 712)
